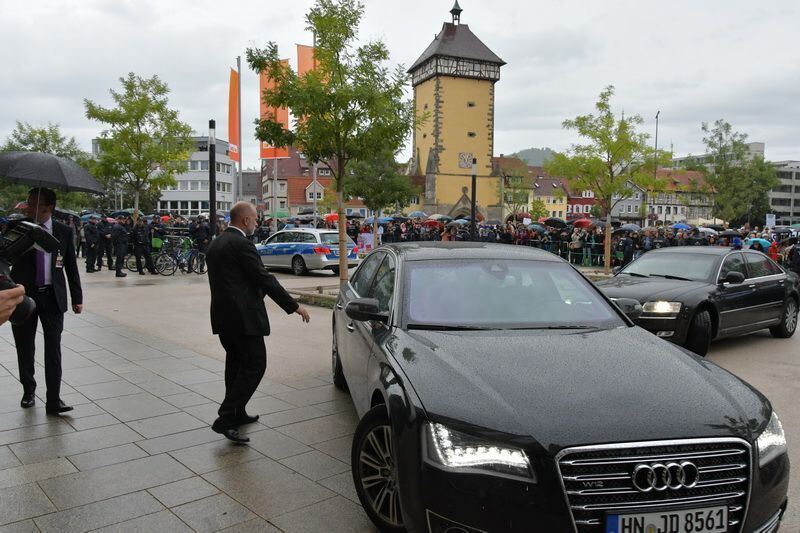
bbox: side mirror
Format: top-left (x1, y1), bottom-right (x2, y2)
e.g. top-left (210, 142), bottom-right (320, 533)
top-left (720, 271), bottom-right (745, 285)
top-left (613, 297), bottom-right (642, 320)
top-left (345, 297), bottom-right (388, 323)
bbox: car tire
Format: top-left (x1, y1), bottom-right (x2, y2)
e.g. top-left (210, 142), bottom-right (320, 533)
top-left (332, 327), bottom-right (348, 391)
top-left (291, 255), bottom-right (308, 276)
top-left (352, 406), bottom-right (405, 533)
top-left (330, 266), bottom-right (340, 276)
top-left (770, 297), bottom-right (798, 339)
top-left (685, 310), bottom-right (712, 356)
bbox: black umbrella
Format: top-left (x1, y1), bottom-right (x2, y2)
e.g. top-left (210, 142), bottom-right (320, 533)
top-left (719, 229), bottom-right (741, 238)
top-left (544, 217), bottom-right (566, 228)
top-left (0, 151), bottom-right (105, 194)
top-left (781, 236), bottom-right (797, 247)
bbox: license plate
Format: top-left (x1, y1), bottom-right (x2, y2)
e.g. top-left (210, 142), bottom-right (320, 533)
top-left (606, 506), bottom-right (727, 533)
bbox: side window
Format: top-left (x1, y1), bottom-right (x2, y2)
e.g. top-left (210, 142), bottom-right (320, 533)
top-left (300, 233), bottom-right (317, 243)
top-left (369, 255), bottom-right (396, 313)
top-left (351, 253), bottom-right (384, 296)
top-left (266, 233), bottom-right (283, 244)
top-left (719, 254), bottom-right (746, 280)
top-left (744, 253), bottom-right (781, 278)
top-left (283, 232), bottom-right (300, 243)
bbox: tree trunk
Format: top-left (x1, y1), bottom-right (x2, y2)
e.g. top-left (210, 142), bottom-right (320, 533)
top-left (604, 210), bottom-right (612, 275)
top-left (133, 189), bottom-right (140, 222)
top-left (337, 189), bottom-right (348, 284)
top-left (373, 209), bottom-right (379, 248)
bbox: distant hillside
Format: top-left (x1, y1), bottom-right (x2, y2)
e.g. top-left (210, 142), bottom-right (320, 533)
top-left (510, 147), bottom-right (556, 166)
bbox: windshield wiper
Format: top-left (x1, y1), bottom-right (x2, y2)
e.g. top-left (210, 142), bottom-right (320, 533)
top-left (407, 324), bottom-right (502, 331)
top-left (649, 274), bottom-right (693, 281)
top-left (621, 271), bottom-right (649, 278)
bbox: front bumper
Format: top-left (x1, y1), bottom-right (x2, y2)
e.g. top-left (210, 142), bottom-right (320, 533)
top-left (633, 313), bottom-right (691, 346)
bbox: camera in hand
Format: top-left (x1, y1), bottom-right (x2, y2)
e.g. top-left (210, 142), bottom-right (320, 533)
top-left (0, 221), bottom-right (61, 325)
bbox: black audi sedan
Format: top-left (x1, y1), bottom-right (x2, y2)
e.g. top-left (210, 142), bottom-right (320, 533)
top-left (332, 242), bottom-right (788, 533)
top-left (596, 247), bottom-right (799, 356)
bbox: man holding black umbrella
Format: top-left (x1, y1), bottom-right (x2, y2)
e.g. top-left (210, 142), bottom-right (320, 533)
top-left (13, 187), bottom-right (82, 413)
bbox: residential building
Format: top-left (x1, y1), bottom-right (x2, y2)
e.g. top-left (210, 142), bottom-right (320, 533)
top-left (771, 161), bottom-right (800, 225)
top-left (491, 157), bottom-right (567, 220)
top-left (644, 169), bottom-right (717, 226)
top-left (157, 136), bottom-right (235, 216)
top-left (566, 189), bottom-right (598, 219)
top-left (240, 169), bottom-right (262, 213)
top-left (672, 142), bottom-right (765, 171)
top-left (610, 181), bottom-right (645, 223)
top-left (407, 3), bottom-right (505, 220)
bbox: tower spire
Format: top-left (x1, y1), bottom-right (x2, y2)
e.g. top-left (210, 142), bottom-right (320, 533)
top-left (450, 1), bottom-right (462, 25)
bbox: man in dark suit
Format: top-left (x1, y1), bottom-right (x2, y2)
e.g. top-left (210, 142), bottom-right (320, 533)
top-left (83, 215), bottom-right (99, 273)
top-left (206, 202), bottom-right (310, 443)
top-left (111, 216), bottom-right (129, 277)
top-left (12, 187), bottom-right (83, 414)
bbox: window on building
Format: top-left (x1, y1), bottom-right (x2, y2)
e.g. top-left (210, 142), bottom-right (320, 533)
top-left (190, 181), bottom-right (199, 191)
top-left (279, 200), bottom-right (287, 208)
top-left (190, 160), bottom-right (201, 171)
top-left (410, 195), bottom-right (420, 204)
top-left (201, 181), bottom-right (209, 191)
top-left (180, 201), bottom-right (189, 211)
top-left (634, 205), bottom-right (639, 213)
top-left (201, 201), bottom-right (209, 210)
top-left (558, 210), bottom-right (563, 218)
top-left (316, 192), bottom-right (322, 199)
top-left (584, 205), bottom-right (591, 213)
top-left (279, 182), bottom-right (286, 191)
top-left (318, 168), bottom-right (331, 176)
top-left (179, 181), bottom-right (188, 191)
top-left (627, 205), bottom-right (632, 213)
top-left (635, 192), bottom-right (640, 200)
top-left (200, 161), bottom-right (209, 171)
top-left (467, 132), bottom-right (476, 138)
top-left (666, 206), bottom-right (671, 215)
top-left (657, 206), bottom-right (663, 214)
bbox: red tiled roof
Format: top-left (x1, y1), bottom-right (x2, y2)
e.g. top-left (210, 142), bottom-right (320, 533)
top-left (656, 169), bottom-right (708, 191)
top-left (286, 176), bottom-right (365, 208)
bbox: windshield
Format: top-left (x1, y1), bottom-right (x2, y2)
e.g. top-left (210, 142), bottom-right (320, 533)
top-left (622, 252), bottom-right (717, 282)
top-left (403, 259), bottom-right (624, 329)
top-left (320, 233), bottom-right (354, 245)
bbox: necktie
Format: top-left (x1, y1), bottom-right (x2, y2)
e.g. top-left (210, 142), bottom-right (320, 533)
top-left (36, 249), bottom-right (46, 286)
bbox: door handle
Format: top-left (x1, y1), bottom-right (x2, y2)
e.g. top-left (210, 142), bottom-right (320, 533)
top-left (336, 303), bottom-right (343, 310)
top-left (346, 322), bottom-right (355, 332)
top-left (748, 284), bottom-right (756, 289)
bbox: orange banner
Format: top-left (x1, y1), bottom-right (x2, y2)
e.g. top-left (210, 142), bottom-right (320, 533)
top-left (227, 69), bottom-right (240, 162)
top-left (297, 44), bottom-right (316, 76)
top-left (259, 59), bottom-right (290, 159)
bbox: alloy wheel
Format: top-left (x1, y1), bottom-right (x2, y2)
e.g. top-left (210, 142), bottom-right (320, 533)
top-left (358, 424), bottom-right (403, 527)
top-left (786, 300), bottom-right (797, 333)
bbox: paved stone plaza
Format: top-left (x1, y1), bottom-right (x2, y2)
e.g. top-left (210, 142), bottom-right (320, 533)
top-left (0, 309), bottom-right (377, 532)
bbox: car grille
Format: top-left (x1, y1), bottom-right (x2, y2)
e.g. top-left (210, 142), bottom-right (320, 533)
top-left (556, 438), bottom-right (751, 533)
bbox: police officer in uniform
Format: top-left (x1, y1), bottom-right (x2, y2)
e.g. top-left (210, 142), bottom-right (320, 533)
top-left (111, 216), bottom-right (129, 278)
top-left (132, 218), bottom-right (157, 275)
top-left (96, 218), bottom-right (114, 271)
top-left (194, 216), bottom-right (211, 252)
top-left (83, 216), bottom-right (100, 273)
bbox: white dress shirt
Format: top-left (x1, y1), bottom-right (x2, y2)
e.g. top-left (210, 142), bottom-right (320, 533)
top-left (40, 218), bottom-right (53, 286)
top-left (229, 225), bottom-right (247, 238)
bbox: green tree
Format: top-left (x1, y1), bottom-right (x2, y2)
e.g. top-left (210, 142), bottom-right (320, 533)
top-left (347, 149), bottom-right (419, 239)
top-left (529, 198), bottom-right (548, 220)
top-left (84, 73), bottom-right (193, 218)
top-left (496, 157), bottom-right (531, 222)
top-left (545, 86), bottom-right (665, 273)
top-left (700, 120), bottom-right (778, 226)
top-left (0, 121), bottom-right (97, 211)
top-left (246, 0), bottom-right (414, 282)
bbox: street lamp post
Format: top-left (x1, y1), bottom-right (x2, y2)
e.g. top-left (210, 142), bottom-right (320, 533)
top-left (470, 158), bottom-right (477, 241)
top-left (209, 119), bottom-right (217, 238)
top-left (654, 110), bottom-right (661, 227)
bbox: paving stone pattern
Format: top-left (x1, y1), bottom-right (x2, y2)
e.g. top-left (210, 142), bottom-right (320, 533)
top-left (0, 312), bottom-right (375, 532)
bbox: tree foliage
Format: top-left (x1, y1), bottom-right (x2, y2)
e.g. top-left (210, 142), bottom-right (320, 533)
top-left (347, 150), bottom-right (418, 215)
top-left (84, 73), bottom-right (193, 218)
top-left (700, 119), bottom-right (778, 226)
top-left (545, 86), bottom-right (665, 272)
top-left (496, 157), bottom-right (531, 221)
top-left (0, 121), bottom-right (96, 211)
top-left (246, 0), bottom-right (414, 281)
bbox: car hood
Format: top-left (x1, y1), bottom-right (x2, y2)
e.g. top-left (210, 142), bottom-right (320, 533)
top-left (596, 276), bottom-right (711, 303)
top-left (390, 326), bottom-right (769, 454)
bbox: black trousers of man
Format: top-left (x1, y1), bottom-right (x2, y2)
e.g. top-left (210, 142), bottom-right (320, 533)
top-left (11, 288), bottom-right (64, 405)
top-left (114, 245), bottom-right (126, 275)
top-left (85, 244), bottom-right (97, 272)
top-left (134, 245), bottom-right (156, 274)
top-left (97, 241), bottom-right (113, 270)
top-left (216, 332), bottom-right (267, 428)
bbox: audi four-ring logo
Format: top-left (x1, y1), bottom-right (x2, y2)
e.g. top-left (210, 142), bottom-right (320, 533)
top-left (631, 462), bottom-right (700, 492)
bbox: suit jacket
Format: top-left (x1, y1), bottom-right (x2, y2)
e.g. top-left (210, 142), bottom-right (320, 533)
top-left (11, 220), bottom-right (82, 313)
top-left (206, 227), bottom-right (298, 336)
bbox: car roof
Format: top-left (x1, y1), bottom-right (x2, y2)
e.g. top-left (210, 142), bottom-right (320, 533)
top-left (279, 228), bottom-right (336, 234)
top-left (646, 246), bottom-right (732, 256)
top-left (381, 242), bottom-right (562, 262)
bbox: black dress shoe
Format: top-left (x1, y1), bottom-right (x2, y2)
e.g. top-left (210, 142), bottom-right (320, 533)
top-left (45, 401), bottom-right (73, 415)
top-left (237, 413), bottom-right (259, 425)
top-left (211, 424), bottom-right (250, 444)
top-left (116, 272), bottom-right (127, 278)
top-left (20, 393), bottom-right (35, 408)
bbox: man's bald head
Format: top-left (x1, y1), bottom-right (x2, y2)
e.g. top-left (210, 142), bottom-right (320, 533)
top-left (230, 202), bottom-right (258, 236)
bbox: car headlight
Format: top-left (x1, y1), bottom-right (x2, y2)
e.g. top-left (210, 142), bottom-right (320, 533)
top-left (642, 301), bottom-right (682, 314)
top-left (423, 422), bottom-right (535, 481)
top-left (757, 411), bottom-right (787, 468)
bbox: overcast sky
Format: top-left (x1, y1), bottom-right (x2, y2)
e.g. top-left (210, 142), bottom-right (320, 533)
top-left (1, 0), bottom-right (798, 170)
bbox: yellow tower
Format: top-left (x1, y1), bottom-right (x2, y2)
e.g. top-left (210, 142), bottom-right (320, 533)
top-left (408, 1), bottom-right (505, 219)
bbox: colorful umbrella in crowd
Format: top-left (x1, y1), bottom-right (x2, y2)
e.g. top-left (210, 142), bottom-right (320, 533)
top-left (428, 214), bottom-right (451, 221)
top-left (407, 210), bottom-right (427, 218)
top-left (422, 219), bottom-right (441, 228)
top-left (745, 237), bottom-right (772, 249)
top-left (671, 222), bottom-right (692, 230)
top-left (323, 213), bottom-right (340, 223)
top-left (572, 218), bottom-right (594, 229)
top-left (528, 223), bottom-right (547, 232)
top-left (543, 217), bottom-right (566, 228)
top-left (364, 216), bottom-right (394, 224)
top-left (620, 223), bottom-right (642, 232)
